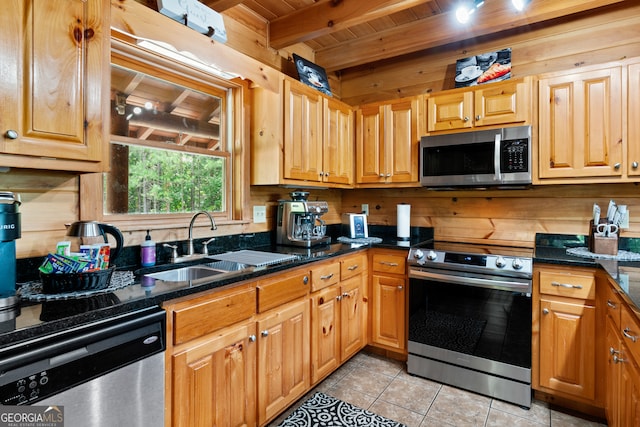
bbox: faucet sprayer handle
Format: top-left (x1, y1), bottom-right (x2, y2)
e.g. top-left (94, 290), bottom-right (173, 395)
top-left (202, 238), bottom-right (216, 255)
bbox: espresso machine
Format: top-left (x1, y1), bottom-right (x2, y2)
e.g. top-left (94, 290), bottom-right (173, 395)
top-left (276, 192), bottom-right (331, 247)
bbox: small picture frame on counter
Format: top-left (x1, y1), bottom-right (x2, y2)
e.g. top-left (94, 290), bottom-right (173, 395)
top-left (349, 214), bottom-right (368, 239)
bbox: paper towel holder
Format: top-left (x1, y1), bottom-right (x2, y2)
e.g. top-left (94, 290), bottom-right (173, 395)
top-left (348, 214), bottom-right (368, 239)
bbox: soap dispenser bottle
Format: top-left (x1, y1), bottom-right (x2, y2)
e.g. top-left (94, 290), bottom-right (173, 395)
top-left (141, 230), bottom-right (156, 267)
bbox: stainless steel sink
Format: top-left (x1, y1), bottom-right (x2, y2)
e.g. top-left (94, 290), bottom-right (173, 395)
top-left (203, 260), bottom-right (248, 272)
top-left (144, 265), bottom-right (226, 282)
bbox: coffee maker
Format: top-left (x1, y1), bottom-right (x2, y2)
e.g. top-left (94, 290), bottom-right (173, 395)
top-left (276, 192), bottom-right (331, 247)
top-left (0, 192), bottom-right (21, 309)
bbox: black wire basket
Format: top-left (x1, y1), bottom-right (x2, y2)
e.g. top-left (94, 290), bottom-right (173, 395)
top-left (40, 266), bottom-right (116, 294)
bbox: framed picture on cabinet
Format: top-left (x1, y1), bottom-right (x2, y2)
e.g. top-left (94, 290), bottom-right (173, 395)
top-left (455, 48), bottom-right (512, 88)
top-left (293, 53), bottom-right (332, 96)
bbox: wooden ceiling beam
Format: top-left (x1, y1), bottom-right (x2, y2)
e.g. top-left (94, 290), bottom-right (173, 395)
top-left (315, 0), bottom-right (626, 72)
top-left (268, 0), bottom-right (427, 50)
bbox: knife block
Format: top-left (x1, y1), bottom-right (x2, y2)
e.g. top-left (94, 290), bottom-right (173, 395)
top-left (589, 219), bottom-right (618, 255)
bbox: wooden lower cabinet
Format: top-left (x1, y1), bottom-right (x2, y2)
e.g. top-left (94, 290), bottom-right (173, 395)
top-left (257, 297), bottom-right (311, 426)
top-left (171, 320), bottom-right (257, 427)
top-left (371, 274), bottom-right (406, 351)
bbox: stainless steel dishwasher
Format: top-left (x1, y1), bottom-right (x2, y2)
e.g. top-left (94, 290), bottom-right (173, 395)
top-left (0, 306), bottom-right (166, 427)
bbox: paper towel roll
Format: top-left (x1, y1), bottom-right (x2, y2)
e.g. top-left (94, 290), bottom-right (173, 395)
top-left (397, 204), bottom-right (411, 240)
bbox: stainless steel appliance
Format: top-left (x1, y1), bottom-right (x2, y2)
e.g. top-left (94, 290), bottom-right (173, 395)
top-left (0, 307), bottom-right (166, 427)
top-left (276, 192), bottom-right (331, 247)
top-left (420, 125), bottom-right (532, 188)
top-left (407, 241), bottom-right (533, 408)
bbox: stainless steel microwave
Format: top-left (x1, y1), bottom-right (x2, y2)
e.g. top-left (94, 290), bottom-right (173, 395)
top-left (420, 125), bottom-right (532, 188)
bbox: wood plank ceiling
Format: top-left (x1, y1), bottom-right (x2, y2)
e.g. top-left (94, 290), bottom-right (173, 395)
top-left (202, 0), bottom-right (626, 73)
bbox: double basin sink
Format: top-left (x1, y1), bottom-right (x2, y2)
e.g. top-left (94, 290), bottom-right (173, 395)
top-left (144, 259), bottom-right (248, 283)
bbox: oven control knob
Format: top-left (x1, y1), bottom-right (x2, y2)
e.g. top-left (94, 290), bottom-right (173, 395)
top-left (413, 249), bottom-right (424, 260)
top-left (512, 258), bottom-right (524, 270)
top-left (495, 256), bottom-right (507, 268)
top-left (426, 250), bottom-right (438, 261)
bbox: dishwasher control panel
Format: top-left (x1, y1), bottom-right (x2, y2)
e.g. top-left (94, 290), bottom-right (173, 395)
top-left (1, 370), bottom-right (52, 404)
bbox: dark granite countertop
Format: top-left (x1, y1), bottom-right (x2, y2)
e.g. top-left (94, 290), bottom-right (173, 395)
top-left (535, 233), bottom-right (640, 314)
top-left (1, 226), bottom-right (431, 348)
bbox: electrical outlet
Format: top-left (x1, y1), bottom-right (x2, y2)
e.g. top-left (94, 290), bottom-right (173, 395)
top-left (361, 204), bottom-right (369, 216)
top-left (253, 205), bottom-right (267, 223)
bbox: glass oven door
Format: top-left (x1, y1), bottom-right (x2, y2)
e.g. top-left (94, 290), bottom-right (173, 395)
top-left (408, 274), bottom-right (531, 369)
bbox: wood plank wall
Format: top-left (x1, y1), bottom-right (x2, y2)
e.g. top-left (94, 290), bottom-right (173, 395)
top-left (339, 2), bottom-right (640, 105)
top-left (342, 184), bottom-right (640, 248)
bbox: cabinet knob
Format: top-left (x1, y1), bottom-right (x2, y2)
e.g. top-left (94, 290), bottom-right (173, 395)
top-left (610, 346), bottom-right (620, 355)
top-left (475, 115), bottom-right (481, 121)
top-left (261, 330), bottom-right (269, 337)
top-left (249, 335), bottom-right (256, 342)
top-left (397, 285), bottom-right (403, 291)
top-left (463, 116), bottom-right (469, 122)
top-left (342, 292), bottom-right (349, 298)
top-left (4, 130), bottom-right (18, 140)
top-left (303, 276), bottom-right (309, 284)
top-left (614, 162), bottom-right (621, 170)
top-left (633, 161), bottom-right (639, 169)
top-left (379, 174), bottom-right (385, 177)
top-left (542, 308), bottom-right (549, 315)
top-left (385, 173), bottom-right (391, 177)
top-left (325, 172), bottom-right (329, 177)
top-left (336, 295), bottom-right (342, 301)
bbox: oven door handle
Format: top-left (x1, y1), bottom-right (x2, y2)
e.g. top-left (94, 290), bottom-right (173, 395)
top-left (410, 269), bottom-right (531, 293)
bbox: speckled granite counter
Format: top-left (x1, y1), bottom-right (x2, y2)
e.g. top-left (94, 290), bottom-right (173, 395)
top-left (535, 233), bottom-right (640, 314)
top-left (1, 226), bottom-right (432, 348)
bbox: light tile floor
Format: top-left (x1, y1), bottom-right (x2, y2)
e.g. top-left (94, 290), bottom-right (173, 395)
top-left (269, 351), bottom-right (607, 427)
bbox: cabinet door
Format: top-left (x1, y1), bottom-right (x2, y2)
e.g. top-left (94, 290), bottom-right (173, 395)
top-left (171, 321), bottom-right (256, 427)
top-left (384, 98), bottom-right (419, 183)
top-left (474, 78), bottom-right (529, 127)
top-left (257, 298), bottom-right (310, 425)
top-left (283, 80), bottom-right (323, 181)
top-left (606, 317), bottom-right (621, 427)
top-left (539, 297), bottom-right (596, 400)
top-left (371, 274), bottom-right (406, 350)
top-left (311, 286), bottom-right (340, 384)
top-left (628, 62), bottom-right (640, 177)
top-left (340, 275), bottom-right (366, 361)
top-left (427, 91), bottom-right (473, 132)
top-left (538, 67), bottom-right (623, 179)
top-left (619, 353), bottom-right (640, 427)
top-left (324, 97), bottom-right (354, 185)
top-left (356, 104), bottom-right (384, 183)
top-left (0, 0), bottom-right (105, 167)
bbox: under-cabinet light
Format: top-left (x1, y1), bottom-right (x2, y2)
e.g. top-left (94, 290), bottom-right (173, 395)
top-left (137, 39), bottom-right (241, 80)
top-left (512, 0), bottom-right (530, 12)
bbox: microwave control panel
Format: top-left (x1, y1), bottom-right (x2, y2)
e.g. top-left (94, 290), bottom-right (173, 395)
top-left (500, 138), bottom-right (529, 172)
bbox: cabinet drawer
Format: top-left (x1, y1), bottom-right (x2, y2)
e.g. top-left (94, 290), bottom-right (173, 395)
top-left (372, 253), bottom-right (405, 275)
top-left (257, 268), bottom-right (310, 313)
top-left (604, 280), bottom-right (623, 328)
top-left (539, 270), bottom-right (595, 300)
top-left (173, 286), bottom-right (256, 345)
top-left (310, 262), bottom-right (340, 292)
top-left (340, 253), bottom-right (367, 280)
top-left (621, 305), bottom-right (640, 365)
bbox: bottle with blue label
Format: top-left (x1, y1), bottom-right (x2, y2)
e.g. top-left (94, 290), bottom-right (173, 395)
top-left (141, 230), bottom-right (156, 267)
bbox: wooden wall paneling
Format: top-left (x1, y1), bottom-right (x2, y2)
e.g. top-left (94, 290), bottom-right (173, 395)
top-left (340, 2), bottom-right (640, 105)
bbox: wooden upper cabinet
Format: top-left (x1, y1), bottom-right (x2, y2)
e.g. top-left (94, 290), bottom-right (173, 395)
top-left (426, 77), bottom-right (530, 133)
top-left (538, 66), bottom-right (623, 180)
top-left (628, 61), bottom-right (640, 178)
top-left (0, 0), bottom-right (107, 171)
top-left (252, 78), bottom-right (354, 187)
top-left (283, 79), bottom-right (324, 182)
top-left (356, 97), bottom-right (419, 185)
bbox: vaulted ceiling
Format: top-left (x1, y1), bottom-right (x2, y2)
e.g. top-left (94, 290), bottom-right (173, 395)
top-left (201, 0), bottom-right (626, 73)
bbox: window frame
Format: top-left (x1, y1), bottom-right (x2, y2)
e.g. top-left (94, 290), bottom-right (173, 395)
top-left (80, 36), bottom-right (248, 233)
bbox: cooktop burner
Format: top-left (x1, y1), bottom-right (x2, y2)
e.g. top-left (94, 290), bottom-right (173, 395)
top-left (408, 241), bottom-right (533, 277)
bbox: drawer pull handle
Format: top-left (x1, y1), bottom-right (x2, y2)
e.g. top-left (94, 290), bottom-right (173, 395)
top-left (623, 328), bottom-right (637, 342)
top-left (380, 261), bottom-right (399, 267)
top-left (551, 281), bottom-right (583, 289)
top-left (321, 273), bottom-right (334, 280)
top-left (347, 265), bottom-right (359, 271)
top-left (607, 300), bottom-right (617, 309)
top-left (261, 330), bottom-right (269, 338)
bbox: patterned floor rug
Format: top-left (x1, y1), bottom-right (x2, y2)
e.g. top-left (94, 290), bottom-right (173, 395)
top-left (277, 392), bottom-right (407, 427)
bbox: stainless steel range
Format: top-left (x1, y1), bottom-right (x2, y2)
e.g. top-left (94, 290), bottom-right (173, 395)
top-left (407, 241), bottom-right (533, 408)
